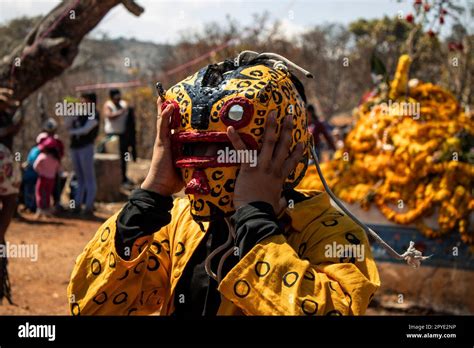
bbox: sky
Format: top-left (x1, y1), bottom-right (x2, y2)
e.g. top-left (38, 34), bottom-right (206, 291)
top-left (0, 0), bottom-right (418, 43)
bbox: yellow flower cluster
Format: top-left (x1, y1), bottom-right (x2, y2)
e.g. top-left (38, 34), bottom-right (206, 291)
top-left (298, 55), bottom-right (474, 244)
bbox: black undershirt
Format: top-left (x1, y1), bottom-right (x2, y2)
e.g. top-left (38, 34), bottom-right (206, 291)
top-left (173, 218), bottom-right (237, 316)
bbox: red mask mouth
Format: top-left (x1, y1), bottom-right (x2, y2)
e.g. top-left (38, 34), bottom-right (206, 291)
top-left (172, 131), bottom-right (258, 168)
top-left (184, 169), bottom-right (211, 195)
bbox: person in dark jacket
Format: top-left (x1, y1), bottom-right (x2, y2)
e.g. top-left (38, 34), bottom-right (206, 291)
top-left (126, 106), bottom-right (137, 163)
top-left (65, 92), bottom-right (99, 215)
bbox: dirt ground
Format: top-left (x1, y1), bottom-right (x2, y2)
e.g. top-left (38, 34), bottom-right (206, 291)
top-left (0, 204), bottom-right (122, 315)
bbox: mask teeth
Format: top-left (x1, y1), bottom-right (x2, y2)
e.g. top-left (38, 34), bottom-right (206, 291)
top-left (184, 169), bottom-right (211, 195)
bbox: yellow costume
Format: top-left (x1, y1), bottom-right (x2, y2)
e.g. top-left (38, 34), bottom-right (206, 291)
top-left (68, 191), bottom-right (379, 315)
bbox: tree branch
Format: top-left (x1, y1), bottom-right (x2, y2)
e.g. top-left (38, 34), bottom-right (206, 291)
top-left (121, 0), bottom-right (145, 16)
top-left (0, 0), bottom-right (144, 109)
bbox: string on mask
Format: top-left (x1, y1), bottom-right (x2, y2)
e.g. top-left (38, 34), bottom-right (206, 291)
top-left (309, 146), bottom-right (431, 268)
top-left (205, 217), bottom-right (236, 283)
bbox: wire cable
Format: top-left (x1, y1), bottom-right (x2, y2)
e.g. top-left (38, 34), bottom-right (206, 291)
top-left (309, 146), bottom-right (431, 268)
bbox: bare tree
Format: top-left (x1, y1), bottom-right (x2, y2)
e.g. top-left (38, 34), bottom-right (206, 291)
top-left (0, 0), bottom-right (144, 105)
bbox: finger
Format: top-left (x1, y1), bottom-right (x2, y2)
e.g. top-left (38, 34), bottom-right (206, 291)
top-left (226, 126), bottom-right (248, 151)
top-left (227, 126), bottom-right (250, 170)
top-left (273, 114), bottom-right (293, 169)
top-left (156, 97), bottom-right (163, 117)
top-left (0, 95), bottom-right (14, 103)
top-left (259, 111), bottom-right (278, 169)
top-left (157, 104), bottom-right (174, 141)
top-left (281, 142), bottom-right (304, 179)
top-left (0, 92), bottom-right (18, 107)
top-left (0, 88), bottom-right (13, 96)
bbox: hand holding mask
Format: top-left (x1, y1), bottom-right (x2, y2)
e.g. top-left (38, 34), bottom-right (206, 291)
top-left (227, 112), bottom-right (304, 214)
top-left (148, 52), bottom-right (312, 221)
top-left (141, 97), bottom-right (184, 196)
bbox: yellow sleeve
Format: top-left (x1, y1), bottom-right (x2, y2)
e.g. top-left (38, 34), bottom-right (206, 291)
top-left (67, 212), bottom-right (172, 315)
top-left (218, 213), bottom-right (380, 316)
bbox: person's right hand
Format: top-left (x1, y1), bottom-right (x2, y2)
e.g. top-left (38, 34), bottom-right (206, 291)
top-left (141, 97), bottom-right (184, 196)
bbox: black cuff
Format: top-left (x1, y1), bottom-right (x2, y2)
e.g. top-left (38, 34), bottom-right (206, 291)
top-left (231, 201), bottom-right (282, 259)
top-left (115, 189), bottom-right (173, 258)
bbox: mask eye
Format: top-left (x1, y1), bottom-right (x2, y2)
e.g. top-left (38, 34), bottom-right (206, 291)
top-left (228, 105), bottom-right (244, 121)
top-left (220, 97), bottom-right (253, 129)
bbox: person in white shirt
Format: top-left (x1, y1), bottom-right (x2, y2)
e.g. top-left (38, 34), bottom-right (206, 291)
top-left (103, 89), bottom-right (132, 185)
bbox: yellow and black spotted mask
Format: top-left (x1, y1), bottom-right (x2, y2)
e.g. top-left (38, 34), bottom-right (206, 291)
top-left (163, 53), bottom-right (311, 221)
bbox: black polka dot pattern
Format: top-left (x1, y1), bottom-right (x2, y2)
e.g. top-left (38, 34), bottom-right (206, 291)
top-left (133, 260), bottom-right (145, 274)
top-left (91, 258), bottom-right (101, 275)
top-left (282, 271), bottom-right (299, 287)
top-left (254, 261), bottom-right (270, 277)
top-left (113, 292), bottom-right (128, 305)
top-left (322, 220), bottom-right (338, 227)
top-left (108, 252), bottom-right (116, 268)
top-left (93, 291), bottom-right (107, 305)
top-left (117, 269), bottom-right (129, 280)
top-left (150, 241), bottom-right (162, 254)
top-left (326, 310), bottom-right (343, 316)
top-left (136, 240), bottom-right (149, 254)
top-left (345, 232), bottom-right (361, 245)
top-left (301, 299), bottom-right (318, 315)
top-left (303, 270), bottom-right (315, 281)
top-left (147, 255), bottom-right (160, 271)
top-left (71, 303), bottom-right (80, 316)
top-left (160, 239), bottom-right (170, 254)
top-left (175, 242), bottom-right (185, 256)
top-left (100, 227), bottom-right (110, 242)
top-left (233, 280), bottom-right (251, 298)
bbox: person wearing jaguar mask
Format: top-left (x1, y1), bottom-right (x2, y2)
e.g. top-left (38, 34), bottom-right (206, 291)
top-left (68, 52), bottom-right (379, 316)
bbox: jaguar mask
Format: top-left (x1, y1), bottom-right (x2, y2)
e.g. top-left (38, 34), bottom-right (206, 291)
top-left (162, 51), bottom-right (312, 221)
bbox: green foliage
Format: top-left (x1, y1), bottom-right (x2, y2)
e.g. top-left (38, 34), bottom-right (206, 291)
top-left (349, 16), bottom-right (412, 42)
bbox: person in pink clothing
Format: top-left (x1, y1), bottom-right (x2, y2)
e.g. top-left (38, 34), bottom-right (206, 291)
top-left (33, 137), bottom-right (62, 217)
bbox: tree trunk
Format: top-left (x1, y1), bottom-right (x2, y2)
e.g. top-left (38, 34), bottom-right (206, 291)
top-left (0, 0), bottom-right (144, 104)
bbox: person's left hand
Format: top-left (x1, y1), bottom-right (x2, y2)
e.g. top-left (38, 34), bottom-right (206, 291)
top-left (227, 111), bottom-right (304, 214)
top-left (0, 88), bottom-right (19, 114)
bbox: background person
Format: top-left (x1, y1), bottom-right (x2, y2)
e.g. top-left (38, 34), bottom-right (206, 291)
top-left (103, 89), bottom-right (133, 186)
top-left (306, 104), bottom-right (336, 160)
top-left (65, 92), bottom-right (99, 216)
top-left (40, 117), bottom-right (65, 212)
top-left (21, 132), bottom-right (49, 212)
top-left (33, 137), bottom-right (62, 218)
